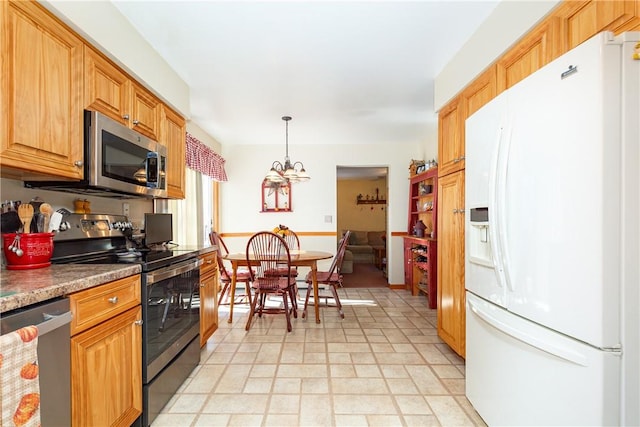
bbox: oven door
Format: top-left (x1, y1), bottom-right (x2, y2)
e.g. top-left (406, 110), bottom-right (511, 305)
top-left (143, 257), bottom-right (201, 382)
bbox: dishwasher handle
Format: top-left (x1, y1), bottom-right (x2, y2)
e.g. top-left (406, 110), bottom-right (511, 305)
top-left (38, 311), bottom-right (73, 336)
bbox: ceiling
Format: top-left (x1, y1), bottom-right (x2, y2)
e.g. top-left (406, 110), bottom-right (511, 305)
top-left (112, 1), bottom-right (499, 148)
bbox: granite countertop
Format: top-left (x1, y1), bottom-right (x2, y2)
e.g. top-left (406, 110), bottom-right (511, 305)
top-left (0, 245), bottom-right (217, 314)
top-left (0, 264), bottom-right (141, 313)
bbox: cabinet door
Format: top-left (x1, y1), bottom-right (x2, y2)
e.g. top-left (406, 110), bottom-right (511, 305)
top-left (437, 97), bottom-right (464, 177)
top-left (437, 170), bottom-right (466, 357)
top-left (0, 0), bottom-right (83, 179)
top-left (556, 0), bottom-right (640, 50)
top-left (496, 18), bottom-right (564, 93)
top-left (162, 106), bottom-right (186, 199)
top-left (71, 306), bottom-right (142, 427)
top-left (84, 46), bottom-right (131, 126)
top-left (200, 272), bottom-right (219, 347)
top-left (131, 82), bottom-right (161, 141)
top-left (462, 65), bottom-right (497, 119)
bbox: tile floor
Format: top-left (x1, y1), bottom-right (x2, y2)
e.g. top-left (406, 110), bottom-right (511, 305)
top-left (153, 287), bottom-right (487, 426)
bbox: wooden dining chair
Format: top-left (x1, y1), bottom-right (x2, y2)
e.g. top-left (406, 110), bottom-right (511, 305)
top-left (209, 231), bottom-right (253, 306)
top-left (302, 230), bottom-right (351, 319)
top-left (245, 231), bottom-right (298, 332)
top-left (265, 229), bottom-right (300, 278)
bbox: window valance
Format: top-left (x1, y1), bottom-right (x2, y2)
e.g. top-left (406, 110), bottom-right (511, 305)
top-left (185, 132), bottom-right (228, 181)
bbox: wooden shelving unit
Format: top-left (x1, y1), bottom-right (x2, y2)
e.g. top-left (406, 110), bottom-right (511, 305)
top-left (404, 167), bottom-right (438, 307)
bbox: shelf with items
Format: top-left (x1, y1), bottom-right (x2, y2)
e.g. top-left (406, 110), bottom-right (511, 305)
top-left (404, 166), bottom-right (438, 308)
top-left (403, 237), bottom-right (437, 308)
top-left (356, 188), bottom-right (386, 205)
top-left (261, 180), bottom-right (291, 213)
top-left (407, 167), bottom-right (438, 237)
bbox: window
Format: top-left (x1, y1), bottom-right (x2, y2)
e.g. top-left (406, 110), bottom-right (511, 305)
top-left (168, 168), bottom-right (213, 247)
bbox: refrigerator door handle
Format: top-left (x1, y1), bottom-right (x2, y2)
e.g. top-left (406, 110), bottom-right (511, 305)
top-left (489, 126), bottom-right (506, 288)
top-left (468, 298), bottom-right (589, 366)
top-left (496, 123), bottom-right (515, 292)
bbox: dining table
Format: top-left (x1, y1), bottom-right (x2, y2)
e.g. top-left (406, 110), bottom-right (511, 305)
top-left (222, 250), bottom-right (333, 324)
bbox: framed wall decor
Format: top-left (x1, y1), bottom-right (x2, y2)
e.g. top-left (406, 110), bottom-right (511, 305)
top-left (261, 180), bottom-right (292, 212)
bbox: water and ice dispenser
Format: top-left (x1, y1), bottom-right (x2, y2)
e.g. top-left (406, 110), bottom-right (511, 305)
top-left (468, 207), bottom-right (493, 267)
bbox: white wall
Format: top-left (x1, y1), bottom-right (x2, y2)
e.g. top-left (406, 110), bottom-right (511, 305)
top-left (434, 0), bottom-right (560, 110)
top-left (219, 142), bottom-right (421, 285)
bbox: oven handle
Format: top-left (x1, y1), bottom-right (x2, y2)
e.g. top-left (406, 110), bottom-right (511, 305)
top-left (146, 258), bottom-right (203, 285)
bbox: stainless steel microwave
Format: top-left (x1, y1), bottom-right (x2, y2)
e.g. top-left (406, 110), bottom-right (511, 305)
top-left (26, 110), bottom-right (167, 198)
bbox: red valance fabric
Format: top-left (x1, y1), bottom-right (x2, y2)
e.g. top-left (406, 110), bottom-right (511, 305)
top-left (185, 132), bottom-right (228, 181)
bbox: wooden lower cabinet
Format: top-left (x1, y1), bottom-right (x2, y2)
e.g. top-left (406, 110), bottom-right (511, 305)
top-left (69, 276), bottom-right (142, 427)
top-left (200, 251), bottom-right (219, 346)
top-left (436, 171), bottom-right (466, 358)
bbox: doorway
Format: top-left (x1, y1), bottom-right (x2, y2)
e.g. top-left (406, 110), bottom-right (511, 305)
top-left (336, 166), bottom-right (388, 287)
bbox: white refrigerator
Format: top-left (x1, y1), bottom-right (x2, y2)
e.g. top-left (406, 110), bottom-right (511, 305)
top-left (464, 31), bottom-right (639, 426)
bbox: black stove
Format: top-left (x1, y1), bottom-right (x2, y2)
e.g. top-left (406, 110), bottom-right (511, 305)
top-left (50, 213), bottom-right (194, 271)
top-left (50, 213), bottom-right (202, 427)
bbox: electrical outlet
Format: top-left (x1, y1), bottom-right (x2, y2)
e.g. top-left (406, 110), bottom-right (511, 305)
top-left (122, 202), bottom-right (130, 217)
top-left (324, 215), bottom-right (332, 223)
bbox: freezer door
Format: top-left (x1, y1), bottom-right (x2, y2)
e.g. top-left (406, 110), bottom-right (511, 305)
top-left (466, 292), bottom-right (620, 426)
top-left (465, 92), bottom-right (508, 307)
top-left (498, 33), bottom-right (622, 348)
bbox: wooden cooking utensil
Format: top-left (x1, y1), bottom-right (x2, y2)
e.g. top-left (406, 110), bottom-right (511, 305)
top-left (17, 203), bottom-right (34, 233)
top-left (39, 203), bottom-right (53, 233)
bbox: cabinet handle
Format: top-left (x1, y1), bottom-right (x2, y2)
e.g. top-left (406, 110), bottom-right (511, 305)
top-left (134, 320), bottom-right (143, 326)
top-left (459, 155), bottom-right (465, 161)
top-left (206, 260), bottom-right (212, 264)
top-left (200, 283), bottom-right (206, 287)
top-left (453, 158), bottom-right (460, 163)
top-left (123, 114), bottom-right (130, 120)
top-left (74, 161), bottom-right (83, 167)
top-left (453, 209), bottom-right (458, 214)
top-left (133, 119), bottom-right (140, 125)
top-left (108, 296), bottom-right (119, 304)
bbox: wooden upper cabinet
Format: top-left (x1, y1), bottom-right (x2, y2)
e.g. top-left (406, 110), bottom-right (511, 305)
top-left (0, 0), bottom-right (83, 180)
top-left (84, 46), bottom-right (162, 141)
top-left (555, 0), bottom-right (640, 49)
top-left (131, 82), bottom-right (162, 141)
top-left (84, 46), bottom-right (130, 127)
top-left (463, 65), bottom-right (497, 119)
top-left (437, 97), bottom-right (463, 177)
top-left (497, 17), bottom-right (564, 93)
top-left (161, 106), bottom-right (186, 199)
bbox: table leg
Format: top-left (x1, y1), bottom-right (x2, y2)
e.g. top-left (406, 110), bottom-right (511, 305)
top-left (311, 261), bottom-right (320, 323)
top-left (228, 262), bottom-right (238, 323)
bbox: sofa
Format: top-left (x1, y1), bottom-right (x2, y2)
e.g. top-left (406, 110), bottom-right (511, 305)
top-left (342, 230), bottom-right (386, 265)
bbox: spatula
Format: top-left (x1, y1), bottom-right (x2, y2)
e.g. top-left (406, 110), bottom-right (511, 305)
top-left (18, 203), bottom-right (34, 233)
top-left (39, 203), bottom-right (53, 233)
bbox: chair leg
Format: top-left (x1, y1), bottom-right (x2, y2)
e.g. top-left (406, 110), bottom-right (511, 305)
top-left (329, 284), bottom-right (344, 319)
top-left (282, 291), bottom-right (292, 332)
top-left (218, 281), bottom-right (230, 305)
top-left (245, 288), bottom-right (259, 331)
top-left (302, 282), bottom-right (312, 319)
top-left (289, 287), bottom-right (298, 319)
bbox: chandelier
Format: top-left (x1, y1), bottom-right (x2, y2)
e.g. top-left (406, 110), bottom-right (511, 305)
top-left (264, 116), bottom-right (310, 184)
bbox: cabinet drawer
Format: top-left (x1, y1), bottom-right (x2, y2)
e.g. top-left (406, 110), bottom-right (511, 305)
top-left (69, 275), bottom-right (141, 335)
top-left (200, 252), bottom-right (218, 277)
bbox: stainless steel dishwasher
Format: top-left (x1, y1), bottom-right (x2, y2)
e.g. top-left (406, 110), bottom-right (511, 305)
top-left (1, 297), bottom-right (72, 426)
